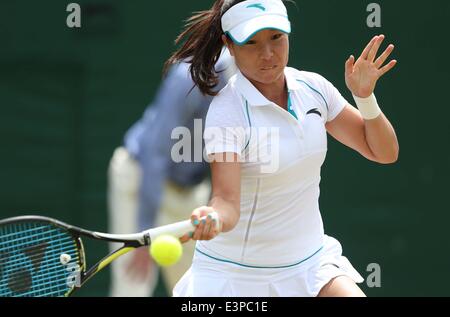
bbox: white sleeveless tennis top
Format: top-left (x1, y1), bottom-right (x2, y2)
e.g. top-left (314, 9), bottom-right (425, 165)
top-left (199, 67), bottom-right (348, 268)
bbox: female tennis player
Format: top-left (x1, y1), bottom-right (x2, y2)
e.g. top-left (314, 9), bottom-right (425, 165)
top-left (171, 0), bottom-right (399, 297)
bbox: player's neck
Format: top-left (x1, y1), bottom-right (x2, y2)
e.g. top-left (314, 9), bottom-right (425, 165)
top-left (250, 75), bottom-right (288, 109)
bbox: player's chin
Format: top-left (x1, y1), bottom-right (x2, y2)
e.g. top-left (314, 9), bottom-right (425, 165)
top-left (256, 67), bottom-right (284, 84)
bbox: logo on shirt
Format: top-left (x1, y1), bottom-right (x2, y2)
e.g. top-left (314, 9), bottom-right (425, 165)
top-left (246, 3), bottom-right (266, 11)
top-left (307, 108), bottom-right (322, 118)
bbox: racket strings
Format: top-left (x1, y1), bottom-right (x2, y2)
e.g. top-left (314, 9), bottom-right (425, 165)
top-left (0, 221), bottom-right (80, 297)
top-left (0, 236), bottom-right (75, 265)
top-left (0, 236), bottom-right (73, 260)
top-left (0, 224), bottom-right (55, 241)
top-left (0, 241), bottom-right (79, 271)
top-left (0, 245), bottom-right (80, 288)
top-left (4, 274), bottom-right (72, 297)
top-left (0, 254), bottom-right (73, 296)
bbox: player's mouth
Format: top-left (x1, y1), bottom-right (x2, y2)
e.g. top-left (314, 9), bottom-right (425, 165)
top-left (260, 65), bottom-right (277, 71)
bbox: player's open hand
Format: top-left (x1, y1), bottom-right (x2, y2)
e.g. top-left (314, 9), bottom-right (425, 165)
top-left (345, 34), bottom-right (397, 98)
top-left (179, 206), bottom-right (221, 243)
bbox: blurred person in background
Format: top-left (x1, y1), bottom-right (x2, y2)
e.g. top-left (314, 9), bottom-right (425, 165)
top-left (107, 48), bottom-right (236, 297)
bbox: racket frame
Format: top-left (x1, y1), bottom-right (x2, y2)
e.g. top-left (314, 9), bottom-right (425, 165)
top-left (0, 213), bottom-right (215, 296)
top-left (0, 216), bottom-right (143, 296)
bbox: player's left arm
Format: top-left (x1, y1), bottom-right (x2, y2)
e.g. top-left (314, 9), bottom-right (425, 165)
top-left (326, 34), bottom-right (399, 164)
top-left (326, 105), bottom-right (399, 164)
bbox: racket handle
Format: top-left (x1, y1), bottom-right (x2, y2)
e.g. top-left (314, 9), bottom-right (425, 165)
top-left (146, 212), bottom-right (219, 242)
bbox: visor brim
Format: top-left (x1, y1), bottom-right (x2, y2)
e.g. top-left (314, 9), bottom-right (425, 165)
top-left (225, 15), bottom-right (291, 46)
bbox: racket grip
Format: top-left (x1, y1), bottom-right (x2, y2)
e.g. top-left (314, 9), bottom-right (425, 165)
top-left (146, 212), bottom-right (219, 242)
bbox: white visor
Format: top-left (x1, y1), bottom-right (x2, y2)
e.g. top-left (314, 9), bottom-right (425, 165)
top-left (221, 0), bottom-right (291, 45)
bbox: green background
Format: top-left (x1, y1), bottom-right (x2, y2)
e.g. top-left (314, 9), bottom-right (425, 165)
top-left (0, 0), bottom-right (449, 296)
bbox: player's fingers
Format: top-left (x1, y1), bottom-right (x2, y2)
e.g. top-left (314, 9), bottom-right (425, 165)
top-left (200, 206), bottom-right (216, 217)
top-left (179, 232), bottom-right (192, 244)
top-left (212, 217), bottom-right (220, 234)
top-left (209, 212), bottom-right (221, 235)
top-left (190, 208), bottom-right (203, 227)
top-left (360, 35), bottom-right (378, 60)
top-left (367, 34), bottom-right (385, 62)
top-left (190, 208), bottom-right (220, 240)
top-left (199, 216), bottom-right (211, 240)
top-left (192, 218), bottom-right (205, 241)
top-left (345, 55), bottom-right (354, 77)
top-left (190, 206), bottom-right (215, 227)
top-left (374, 44), bottom-right (395, 68)
top-left (378, 60), bottom-right (397, 77)
top-left (202, 213), bottom-right (217, 240)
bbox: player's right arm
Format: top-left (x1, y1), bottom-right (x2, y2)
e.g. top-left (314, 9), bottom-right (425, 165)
top-left (183, 154), bottom-right (241, 242)
top-left (182, 82), bottom-right (246, 243)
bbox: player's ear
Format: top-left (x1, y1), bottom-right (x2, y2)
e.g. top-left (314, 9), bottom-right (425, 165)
top-left (222, 34), bottom-right (235, 57)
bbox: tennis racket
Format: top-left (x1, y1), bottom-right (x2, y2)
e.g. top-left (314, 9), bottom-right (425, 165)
top-left (0, 213), bottom-right (218, 297)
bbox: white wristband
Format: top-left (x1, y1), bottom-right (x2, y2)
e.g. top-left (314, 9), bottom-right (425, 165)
top-left (352, 93), bottom-right (382, 120)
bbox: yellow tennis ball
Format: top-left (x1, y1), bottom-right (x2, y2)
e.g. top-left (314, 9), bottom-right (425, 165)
top-left (150, 235), bottom-right (183, 267)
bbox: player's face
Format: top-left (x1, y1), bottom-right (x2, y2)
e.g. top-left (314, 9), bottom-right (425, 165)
top-left (224, 29), bottom-right (289, 86)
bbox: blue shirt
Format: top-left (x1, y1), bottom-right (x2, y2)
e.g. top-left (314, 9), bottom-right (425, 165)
top-left (124, 50), bottom-right (235, 231)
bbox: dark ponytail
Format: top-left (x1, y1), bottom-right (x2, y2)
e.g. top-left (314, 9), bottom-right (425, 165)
top-left (164, 0), bottom-right (245, 96)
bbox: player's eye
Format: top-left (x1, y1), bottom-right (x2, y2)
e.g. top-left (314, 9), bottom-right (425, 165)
top-left (272, 33), bottom-right (283, 40)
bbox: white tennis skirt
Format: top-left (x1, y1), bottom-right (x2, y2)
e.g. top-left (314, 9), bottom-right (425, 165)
top-left (173, 235), bottom-right (364, 297)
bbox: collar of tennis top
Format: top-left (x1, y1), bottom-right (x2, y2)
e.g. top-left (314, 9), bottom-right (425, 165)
top-left (235, 68), bottom-right (301, 106)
